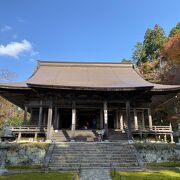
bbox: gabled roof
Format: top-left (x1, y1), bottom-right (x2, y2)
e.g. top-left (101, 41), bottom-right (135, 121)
top-left (0, 61), bottom-right (180, 92)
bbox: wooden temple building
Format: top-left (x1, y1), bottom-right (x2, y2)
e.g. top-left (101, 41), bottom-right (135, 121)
top-left (0, 61), bottom-right (180, 142)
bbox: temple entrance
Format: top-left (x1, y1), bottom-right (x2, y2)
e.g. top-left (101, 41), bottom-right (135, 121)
top-left (58, 109), bottom-right (71, 129)
top-left (108, 110), bottom-right (115, 129)
top-left (56, 108), bottom-right (100, 130)
top-left (77, 109), bottom-right (100, 129)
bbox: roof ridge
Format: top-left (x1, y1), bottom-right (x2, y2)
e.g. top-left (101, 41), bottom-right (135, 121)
top-left (38, 60), bottom-right (132, 64)
top-left (37, 60), bottom-right (133, 68)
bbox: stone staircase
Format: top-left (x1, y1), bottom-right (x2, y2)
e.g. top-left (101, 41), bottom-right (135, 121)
top-left (51, 130), bottom-right (69, 142)
top-left (108, 129), bottom-right (128, 141)
top-left (52, 130), bottom-right (97, 142)
top-left (48, 142), bottom-right (140, 170)
top-left (51, 129), bottom-right (128, 142)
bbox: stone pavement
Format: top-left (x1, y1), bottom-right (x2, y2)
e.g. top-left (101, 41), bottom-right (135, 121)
top-left (80, 169), bottom-right (112, 180)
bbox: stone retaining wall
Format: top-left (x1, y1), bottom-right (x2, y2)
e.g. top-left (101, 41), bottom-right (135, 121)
top-left (0, 143), bottom-right (49, 166)
top-left (1, 142), bottom-right (180, 166)
top-left (134, 143), bottom-right (180, 163)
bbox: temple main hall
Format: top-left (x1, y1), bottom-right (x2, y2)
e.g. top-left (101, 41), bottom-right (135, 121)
top-left (0, 61), bottom-right (179, 142)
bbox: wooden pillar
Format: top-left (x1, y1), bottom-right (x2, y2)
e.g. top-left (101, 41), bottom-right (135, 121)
top-left (100, 108), bottom-right (104, 129)
top-left (115, 110), bottom-right (119, 129)
top-left (38, 100), bottom-right (43, 127)
top-left (164, 134), bottom-right (167, 143)
top-left (46, 103), bottom-right (53, 141)
top-left (56, 109), bottom-right (60, 130)
top-left (29, 108), bottom-right (33, 125)
top-left (142, 109), bottom-right (145, 130)
top-left (54, 107), bottom-right (58, 130)
top-left (119, 111), bottom-right (124, 132)
top-left (103, 101), bottom-right (108, 137)
top-left (71, 102), bottom-right (76, 139)
top-left (126, 101), bottom-right (133, 140)
top-left (170, 123), bottom-right (174, 143)
top-left (134, 108), bottom-right (138, 130)
top-left (23, 105), bottom-right (28, 126)
top-left (43, 109), bottom-right (47, 126)
top-left (34, 132), bottom-right (38, 141)
top-left (148, 108), bottom-right (153, 130)
top-left (17, 132), bottom-right (21, 142)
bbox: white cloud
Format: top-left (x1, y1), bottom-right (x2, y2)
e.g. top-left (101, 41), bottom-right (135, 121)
top-left (0, 40), bottom-right (32, 58)
top-left (1, 25), bottom-right (12, 32)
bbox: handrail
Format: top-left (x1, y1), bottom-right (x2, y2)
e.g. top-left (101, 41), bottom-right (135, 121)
top-left (152, 126), bottom-right (171, 132)
top-left (10, 126), bottom-right (47, 132)
top-left (133, 125), bottom-right (172, 132)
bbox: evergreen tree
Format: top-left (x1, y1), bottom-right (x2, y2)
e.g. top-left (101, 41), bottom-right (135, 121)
top-left (132, 42), bottom-right (146, 65)
top-left (143, 24), bottom-right (166, 60)
top-left (169, 22), bottom-right (180, 37)
top-left (121, 59), bottom-right (131, 63)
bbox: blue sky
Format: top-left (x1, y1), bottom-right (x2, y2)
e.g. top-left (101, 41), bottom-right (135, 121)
top-left (0, 0), bottom-right (179, 81)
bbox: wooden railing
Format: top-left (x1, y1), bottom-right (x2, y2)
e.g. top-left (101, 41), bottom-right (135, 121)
top-left (132, 125), bottom-right (172, 134)
top-left (10, 126), bottom-right (47, 133)
top-left (152, 126), bottom-right (171, 132)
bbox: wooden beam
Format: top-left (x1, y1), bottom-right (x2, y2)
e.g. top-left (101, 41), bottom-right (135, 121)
top-left (126, 101), bottom-right (133, 140)
top-left (38, 100), bottom-right (43, 127)
top-left (23, 105), bottom-right (28, 125)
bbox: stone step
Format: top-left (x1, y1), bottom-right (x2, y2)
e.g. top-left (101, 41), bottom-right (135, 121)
top-left (53, 146), bottom-right (132, 150)
top-left (53, 148), bottom-right (132, 152)
top-left (47, 142), bottom-right (139, 171)
top-left (50, 160), bottom-right (136, 164)
top-left (54, 142), bottom-right (129, 145)
top-left (48, 166), bottom-right (141, 170)
top-left (52, 130), bottom-right (128, 142)
top-left (54, 145), bottom-right (130, 148)
top-left (49, 162), bottom-right (137, 167)
top-left (53, 148), bottom-right (131, 151)
top-left (51, 154), bottom-right (135, 158)
top-left (53, 146), bottom-right (132, 149)
top-left (49, 156), bottom-right (137, 160)
top-left (52, 150), bottom-right (133, 154)
top-left (49, 160), bottom-right (136, 164)
top-left (51, 156), bottom-right (135, 160)
top-left (52, 154), bottom-right (134, 158)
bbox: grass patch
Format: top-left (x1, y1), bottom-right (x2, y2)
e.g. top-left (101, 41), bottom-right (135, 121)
top-left (111, 170), bottom-right (180, 180)
top-left (147, 161), bottom-right (180, 167)
top-left (0, 172), bottom-right (78, 180)
top-left (5, 164), bottom-right (42, 170)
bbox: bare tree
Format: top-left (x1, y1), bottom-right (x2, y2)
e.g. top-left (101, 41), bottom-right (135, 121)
top-left (0, 69), bottom-right (20, 127)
